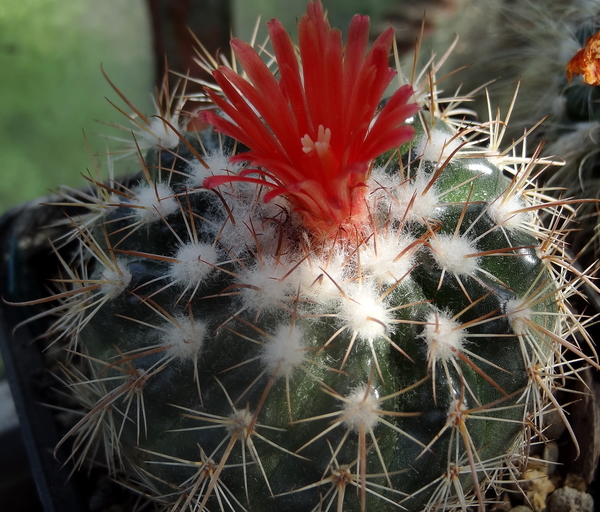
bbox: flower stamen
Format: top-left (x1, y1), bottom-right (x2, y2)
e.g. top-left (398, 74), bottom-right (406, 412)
top-left (302, 125), bottom-right (332, 157)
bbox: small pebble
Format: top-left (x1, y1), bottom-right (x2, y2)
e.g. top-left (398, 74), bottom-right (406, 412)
top-left (546, 486), bottom-right (594, 512)
top-left (523, 468), bottom-right (555, 512)
top-left (563, 473), bottom-right (587, 492)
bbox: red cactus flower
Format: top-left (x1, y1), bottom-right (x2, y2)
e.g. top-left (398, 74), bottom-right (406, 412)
top-left (202, 0), bottom-right (419, 237)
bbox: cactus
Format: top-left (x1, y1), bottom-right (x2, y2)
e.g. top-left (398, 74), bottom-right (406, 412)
top-left (543, 15), bottom-right (600, 263)
top-left (20, 1), bottom-right (598, 511)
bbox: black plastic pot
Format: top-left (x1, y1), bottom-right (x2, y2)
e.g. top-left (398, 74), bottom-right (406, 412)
top-left (0, 198), bottom-right (88, 512)
top-left (0, 179), bottom-right (152, 511)
top-left (0, 424), bottom-right (43, 512)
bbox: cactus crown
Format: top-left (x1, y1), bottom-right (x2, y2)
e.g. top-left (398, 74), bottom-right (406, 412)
top-left (14, 2), bottom-right (600, 512)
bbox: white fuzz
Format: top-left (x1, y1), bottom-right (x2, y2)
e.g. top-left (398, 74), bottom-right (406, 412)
top-left (535, 244), bottom-right (550, 261)
top-left (361, 232), bottom-right (417, 285)
top-left (366, 166), bottom-right (398, 219)
top-left (140, 116), bottom-right (181, 149)
top-left (421, 309), bottom-right (466, 362)
top-left (339, 285), bottom-right (391, 340)
top-left (214, 200), bottom-right (259, 255)
top-left (237, 259), bottom-right (297, 312)
top-left (99, 263), bottom-right (132, 296)
top-left (429, 233), bottom-right (480, 275)
top-left (342, 385), bottom-right (381, 432)
top-left (227, 408), bottom-right (253, 435)
top-left (392, 174), bottom-right (440, 224)
top-left (260, 324), bottom-right (306, 378)
top-left (445, 398), bottom-right (466, 426)
top-left (133, 182), bottom-right (179, 223)
top-left (214, 200), bottom-right (282, 258)
top-left (505, 298), bottom-right (532, 329)
top-left (107, 192), bottom-right (123, 206)
top-left (187, 152), bottom-right (243, 188)
top-left (368, 166), bottom-right (398, 190)
top-left (414, 129), bottom-right (463, 163)
top-left (296, 250), bottom-right (349, 305)
top-left (160, 316), bottom-right (207, 362)
top-left (169, 242), bottom-right (219, 285)
top-left (246, 209), bottom-right (282, 256)
top-left (487, 193), bottom-right (531, 230)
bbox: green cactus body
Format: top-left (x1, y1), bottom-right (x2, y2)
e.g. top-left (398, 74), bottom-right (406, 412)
top-left (57, 124), bottom-right (562, 511)
top-left (32, 2), bottom-right (594, 511)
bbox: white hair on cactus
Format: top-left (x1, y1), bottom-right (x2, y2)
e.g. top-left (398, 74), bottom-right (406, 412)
top-left (367, 165), bottom-right (400, 213)
top-left (505, 298), bottom-right (532, 330)
top-left (160, 316), bottom-right (207, 362)
top-left (212, 196), bottom-right (283, 258)
top-left (339, 285), bottom-right (391, 340)
top-left (421, 309), bottom-right (466, 362)
top-left (140, 116), bottom-right (181, 149)
top-left (341, 385), bottom-right (381, 432)
top-left (99, 262), bottom-right (132, 296)
top-left (414, 129), bottom-right (463, 163)
top-left (187, 152), bottom-right (243, 188)
top-left (260, 324), bottom-right (307, 378)
top-left (392, 174), bottom-right (440, 224)
top-left (169, 242), bottom-right (219, 285)
top-left (227, 408), bottom-right (253, 436)
top-left (361, 232), bottom-right (417, 285)
top-left (368, 165), bottom-right (398, 190)
top-left (213, 199), bottom-right (258, 255)
top-left (445, 398), bottom-right (466, 426)
top-left (487, 193), bottom-right (531, 230)
top-left (237, 259), bottom-right (297, 312)
top-left (429, 233), bottom-right (480, 275)
top-left (133, 182), bottom-right (179, 223)
top-left (249, 208), bottom-right (284, 256)
top-left (296, 250), bottom-right (350, 306)
top-left (107, 192), bottom-right (123, 206)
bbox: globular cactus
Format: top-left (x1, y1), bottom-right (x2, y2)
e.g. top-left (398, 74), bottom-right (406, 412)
top-left (24, 1), bottom-right (598, 511)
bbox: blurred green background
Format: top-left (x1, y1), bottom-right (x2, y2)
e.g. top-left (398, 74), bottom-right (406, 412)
top-left (0, 0), bottom-right (155, 211)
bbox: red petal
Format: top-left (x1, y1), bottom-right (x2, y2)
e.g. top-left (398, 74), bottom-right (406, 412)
top-left (206, 76), bottom-right (283, 159)
top-left (343, 15), bottom-right (369, 105)
top-left (227, 40), bottom-right (303, 160)
top-left (268, 19), bottom-right (312, 136)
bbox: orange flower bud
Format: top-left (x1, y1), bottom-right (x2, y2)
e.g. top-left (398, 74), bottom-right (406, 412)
top-left (566, 31), bottom-right (600, 85)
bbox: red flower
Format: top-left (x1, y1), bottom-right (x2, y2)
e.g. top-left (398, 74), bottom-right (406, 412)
top-left (202, 0), bottom-right (419, 237)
